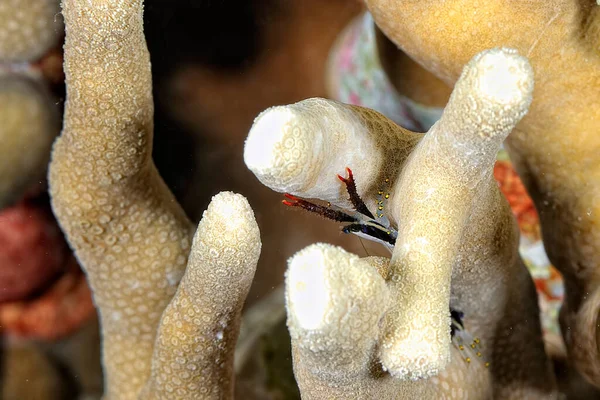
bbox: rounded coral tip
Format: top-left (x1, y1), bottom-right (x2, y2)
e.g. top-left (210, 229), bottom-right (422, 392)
top-left (467, 47), bottom-right (534, 110)
top-left (244, 103), bottom-right (319, 194)
top-left (444, 47), bottom-right (534, 142)
top-left (286, 244), bottom-right (331, 330)
top-left (286, 243), bottom-right (388, 338)
top-left (202, 191), bottom-right (258, 235)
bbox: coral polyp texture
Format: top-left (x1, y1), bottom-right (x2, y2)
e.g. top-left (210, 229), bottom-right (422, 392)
top-left (48, 1), bottom-right (261, 399)
top-left (286, 244), bottom-right (492, 398)
top-left (0, 0), bottom-right (62, 62)
top-left (140, 193), bottom-right (261, 399)
top-left (0, 76), bottom-right (58, 208)
top-left (246, 48), bottom-right (557, 398)
top-left (363, 0), bottom-right (600, 386)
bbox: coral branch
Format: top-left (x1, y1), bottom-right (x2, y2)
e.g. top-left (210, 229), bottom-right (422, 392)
top-left (141, 192), bottom-right (261, 399)
top-left (49, 1), bottom-right (262, 399)
top-left (50, 0), bottom-right (193, 396)
top-left (286, 244), bottom-right (390, 394)
top-left (286, 244), bottom-right (493, 398)
top-left (244, 95), bottom-right (422, 216)
top-left (381, 48), bottom-right (533, 378)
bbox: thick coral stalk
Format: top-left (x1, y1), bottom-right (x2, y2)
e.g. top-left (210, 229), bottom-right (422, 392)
top-left (50, 1), bottom-right (192, 397)
top-left (49, 1), bottom-right (262, 398)
top-left (381, 49), bottom-right (533, 377)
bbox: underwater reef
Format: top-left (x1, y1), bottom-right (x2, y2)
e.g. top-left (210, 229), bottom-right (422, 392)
top-left (14, 0), bottom-right (596, 398)
top-left (363, 0), bottom-right (600, 386)
top-left (245, 48), bottom-right (556, 398)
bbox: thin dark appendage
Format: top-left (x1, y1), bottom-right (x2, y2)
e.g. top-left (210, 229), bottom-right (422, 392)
top-left (283, 193), bottom-right (356, 223)
top-left (337, 167), bottom-right (375, 219)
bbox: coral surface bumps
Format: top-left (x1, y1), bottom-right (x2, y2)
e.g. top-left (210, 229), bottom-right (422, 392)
top-left (246, 48), bottom-right (556, 398)
top-left (363, 0), bottom-right (600, 386)
top-left (49, 1), bottom-right (261, 399)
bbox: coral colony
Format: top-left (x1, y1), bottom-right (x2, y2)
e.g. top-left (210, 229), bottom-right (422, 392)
top-left (49, 1), bottom-right (260, 398)
top-left (46, 0), bottom-right (599, 399)
top-left (244, 49), bottom-right (554, 398)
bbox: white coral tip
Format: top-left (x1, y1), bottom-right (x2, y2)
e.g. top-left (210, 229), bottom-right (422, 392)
top-left (244, 106), bottom-right (293, 174)
top-left (468, 47), bottom-right (534, 109)
top-left (204, 191), bottom-right (256, 233)
top-left (286, 244), bottom-right (331, 330)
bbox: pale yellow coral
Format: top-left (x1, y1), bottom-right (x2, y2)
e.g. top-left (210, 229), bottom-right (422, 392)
top-left (363, 0), bottom-right (600, 385)
top-left (49, 1), bottom-right (261, 399)
top-left (141, 192), bottom-right (261, 399)
top-left (0, 74), bottom-right (58, 207)
top-left (0, 0), bottom-right (62, 62)
top-left (246, 48), bottom-right (556, 397)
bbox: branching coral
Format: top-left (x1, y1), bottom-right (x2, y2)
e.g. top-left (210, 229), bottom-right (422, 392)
top-left (245, 48), bottom-right (556, 397)
top-left (48, 0), bottom-right (261, 398)
top-left (363, 0), bottom-right (600, 385)
top-left (140, 194), bottom-right (261, 399)
top-left (286, 244), bottom-right (492, 398)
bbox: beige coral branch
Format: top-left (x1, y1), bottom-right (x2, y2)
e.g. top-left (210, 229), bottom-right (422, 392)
top-left (286, 244), bottom-right (492, 399)
top-left (244, 95), bottom-right (421, 216)
top-left (246, 48), bottom-right (556, 398)
top-left (380, 49), bottom-right (533, 379)
top-left (286, 244), bottom-right (396, 398)
top-left (49, 1), bottom-right (262, 399)
top-left (50, 1), bottom-right (193, 397)
top-left (286, 244), bottom-right (389, 375)
top-left (142, 192), bottom-right (261, 399)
